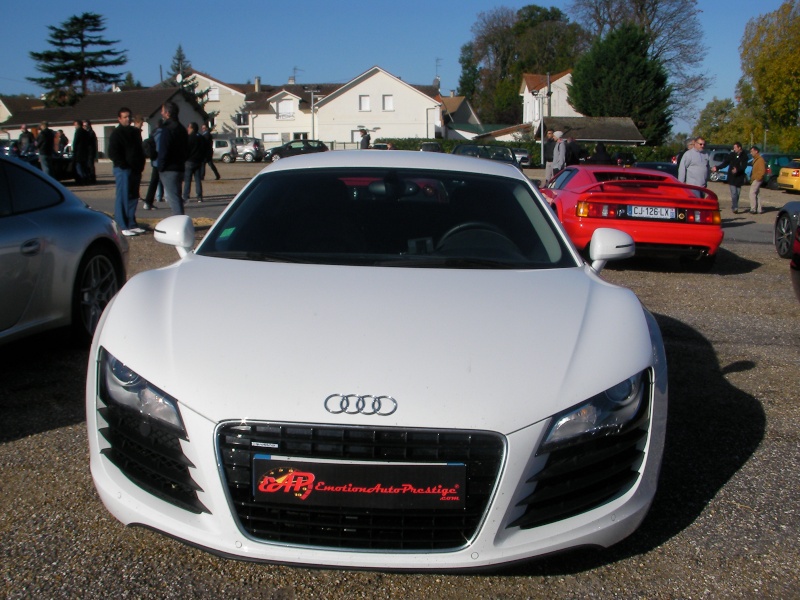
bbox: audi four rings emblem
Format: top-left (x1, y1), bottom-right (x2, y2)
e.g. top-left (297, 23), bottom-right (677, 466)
top-left (324, 394), bottom-right (398, 416)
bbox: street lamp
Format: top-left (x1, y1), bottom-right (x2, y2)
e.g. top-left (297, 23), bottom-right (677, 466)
top-left (532, 90), bottom-right (546, 167)
top-left (304, 86), bottom-right (322, 140)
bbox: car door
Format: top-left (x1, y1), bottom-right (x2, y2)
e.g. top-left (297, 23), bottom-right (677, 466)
top-left (285, 141), bottom-right (306, 157)
top-left (0, 159), bottom-right (65, 333)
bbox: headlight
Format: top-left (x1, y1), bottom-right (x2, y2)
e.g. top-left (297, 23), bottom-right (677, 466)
top-left (539, 371), bottom-right (648, 453)
top-left (98, 348), bottom-right (185, 433)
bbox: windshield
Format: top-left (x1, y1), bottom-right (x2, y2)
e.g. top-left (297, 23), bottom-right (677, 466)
top-left (197, 167), bottom-right (574, 269)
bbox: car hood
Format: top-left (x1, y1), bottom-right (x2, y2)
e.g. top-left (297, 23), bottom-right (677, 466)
top-left (97, 256), bottom-right (653, 434)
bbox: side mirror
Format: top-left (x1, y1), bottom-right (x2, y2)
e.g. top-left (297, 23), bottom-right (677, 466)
top-left (154, 215), bottom-right (195, 258)
top-left (589, 228), bottom-right (635, 273)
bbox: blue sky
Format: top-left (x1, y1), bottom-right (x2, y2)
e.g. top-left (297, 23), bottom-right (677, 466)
top-left (0, 0), bottom-right (786, 133)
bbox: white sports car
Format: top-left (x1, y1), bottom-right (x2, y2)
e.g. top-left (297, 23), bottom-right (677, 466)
top-left (87, 151), bottom-right (667, 570)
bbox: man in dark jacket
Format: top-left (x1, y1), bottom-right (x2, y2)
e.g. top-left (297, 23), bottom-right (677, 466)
top-left (157, 101), bottom-right (189, 215)
top-left (712, 142), bottom-right (749, 214)
top-left (183, 122), bottom-right (206, 203)
top-left (71, 120), bottom-right (89, 184)
top-left (108, 107), bottom-right (146, 236)
top-left (36, 121), bottom-right (55, 177)
top-left (201, 124), bottom-right (220, 180)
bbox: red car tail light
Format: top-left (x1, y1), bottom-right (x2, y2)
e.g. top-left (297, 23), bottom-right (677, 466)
top-left (682, 209), bottom-right (721, 224)
top-left (576, 201), bottom-right (624, 218)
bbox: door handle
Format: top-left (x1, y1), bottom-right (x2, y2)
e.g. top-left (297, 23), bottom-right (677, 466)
top-left (21, 239), bottom-right (41, 256)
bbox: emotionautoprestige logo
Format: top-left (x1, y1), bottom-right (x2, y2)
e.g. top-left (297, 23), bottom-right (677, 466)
top-left (255, 461), bottom-right (465, 509)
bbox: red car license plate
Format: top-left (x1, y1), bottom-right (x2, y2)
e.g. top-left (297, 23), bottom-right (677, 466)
top-left (629, 205), bottom-right (676, 219)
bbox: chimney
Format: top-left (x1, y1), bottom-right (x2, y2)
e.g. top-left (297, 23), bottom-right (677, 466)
top-left (288, 76), bottom-right (295, 85)
top-left (450, 90), bottom-right (455, 97)
top-left (255, 76), bottom-right (261, 92)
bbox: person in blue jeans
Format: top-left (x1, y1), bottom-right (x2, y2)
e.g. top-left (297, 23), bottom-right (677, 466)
top-left (183, 122), bottom-right (205, 203)
top-left (107, 107), bottom-right (146, 236)
top-left (157, 101), bottom-right (188, 216)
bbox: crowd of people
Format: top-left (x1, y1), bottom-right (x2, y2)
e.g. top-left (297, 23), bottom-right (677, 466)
top-left (106, 101), bottom-right (220, 236)
top-left (13, 102), bottom-right (222, 237)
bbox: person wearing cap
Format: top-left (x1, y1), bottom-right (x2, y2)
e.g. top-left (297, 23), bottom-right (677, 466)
top-left (552, 131), bottom-right (566, 174)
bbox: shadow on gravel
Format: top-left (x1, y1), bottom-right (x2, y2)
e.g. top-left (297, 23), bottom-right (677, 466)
top-left (501, 313), bottom-right (766, 577)
top-left (0, 329), bottom-right (89, 443)
top-left (604, 245), bottom-right (761, 276)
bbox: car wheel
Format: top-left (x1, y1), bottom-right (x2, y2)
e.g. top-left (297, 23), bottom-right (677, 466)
top-left (767, 176), bottom-right (780, 190)
top-left (774, 212), bottom-right (794, 258)
top-left (680, 253), bottom-right (717, 272)
top-left (271, 154), bottom-right (281, 162)
top-left (72, 246), bottom-right (123, 343)
top-left (709, 171), bottom-right (720, 182)
top-left (222, 154), bottom-right (232, 164)
top-left (244, 153), bottom-right (254, 163)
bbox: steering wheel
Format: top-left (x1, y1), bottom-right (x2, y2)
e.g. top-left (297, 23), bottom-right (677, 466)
top-left (436, 221), bottom-right (507, 250)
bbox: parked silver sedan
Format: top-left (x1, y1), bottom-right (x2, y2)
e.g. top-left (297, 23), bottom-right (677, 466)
top-left (0, 155), bottom-right (128, 345)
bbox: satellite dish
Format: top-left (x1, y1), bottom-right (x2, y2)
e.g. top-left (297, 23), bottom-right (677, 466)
top-left (176, 73), bottom-right (183, 84)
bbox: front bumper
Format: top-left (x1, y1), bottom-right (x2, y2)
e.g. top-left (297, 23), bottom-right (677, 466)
top-left (87, 369), bottom-right (667, 570)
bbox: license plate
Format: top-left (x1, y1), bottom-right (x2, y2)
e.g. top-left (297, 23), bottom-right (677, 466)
top-left (628, 205), bottom-right (676, 219)
top-left (252, 455), bottom-right (466, 509)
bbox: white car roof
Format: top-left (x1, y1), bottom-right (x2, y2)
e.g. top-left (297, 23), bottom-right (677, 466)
top-left (257, 149), bottom-right (530, 179)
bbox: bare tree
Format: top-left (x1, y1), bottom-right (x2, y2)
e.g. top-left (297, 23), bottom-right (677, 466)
top-left (569, 0), bottom-right (710, 122)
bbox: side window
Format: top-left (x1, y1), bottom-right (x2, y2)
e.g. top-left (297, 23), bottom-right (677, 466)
top-left (549, 168), bottom-right (576, 189)
top-left (4, 160), bottom-right (62, 214)
top-left (0, 162), bottom-right (11, 217)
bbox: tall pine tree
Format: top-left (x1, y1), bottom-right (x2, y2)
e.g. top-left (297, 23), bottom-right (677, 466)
top-left (28, 12), bottom-right (127, 106)
top-left (568, 24), bottom-right (672, 145)
top-left (164, 45), bottom-right (215, 119)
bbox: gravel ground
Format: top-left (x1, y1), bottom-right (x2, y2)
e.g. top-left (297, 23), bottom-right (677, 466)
top-left (1, 163), bottom-right (798, 598)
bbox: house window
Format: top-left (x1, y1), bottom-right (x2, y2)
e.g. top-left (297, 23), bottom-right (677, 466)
top-left (277, 99), bottom-right (294, 120)
top-left (234, 113), bottom-right (249, 126)
top-left (359, 95), bottom-right (370, 111)
top-left (207, 87), bottom-right (220, 102)
top-left (382, 95), bottom-right (394, 111)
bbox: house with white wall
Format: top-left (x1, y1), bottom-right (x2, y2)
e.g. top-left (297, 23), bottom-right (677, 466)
top-left (0, 88), bottom-right (206, 157)
top-left (184, 70), bottom-right (250, 136)
top-left (520, 70), bottom-right (582, 131)
top-left (238, 67), bottom-right (441, 148)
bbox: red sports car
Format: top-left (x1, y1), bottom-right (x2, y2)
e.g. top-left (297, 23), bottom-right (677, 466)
top-left (541, 165), bottom-right (723, 270)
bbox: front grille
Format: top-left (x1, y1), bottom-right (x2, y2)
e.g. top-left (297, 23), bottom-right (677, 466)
top-left (217, 424), bottom-right (505, 550)
top-left (98, 403), bottom-right (208, 514)
top-left (508, 378), bottom-right (652, 530)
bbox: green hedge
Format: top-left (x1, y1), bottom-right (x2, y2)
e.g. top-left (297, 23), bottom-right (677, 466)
top-left (371, 138), bottom-right (681, 167)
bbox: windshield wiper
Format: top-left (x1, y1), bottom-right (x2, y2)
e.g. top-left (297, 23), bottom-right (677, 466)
top-left (374, 256), bottom-right (519, 269)
top-left (201, 251), bottom-right (316, 263)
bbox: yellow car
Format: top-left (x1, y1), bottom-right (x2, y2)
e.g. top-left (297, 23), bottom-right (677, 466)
top-left (777, 158), bottom-right (800, 192)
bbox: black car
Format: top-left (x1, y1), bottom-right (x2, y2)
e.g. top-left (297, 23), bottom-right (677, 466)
top-left (264, 140), bottom-right (329, 162)
top-left (451, 144), bottom-right (521, 169)
top-left (634, 161), bottom-right (679, 178)
top-left (0, 139), bottom-right (41, 169)
top-left (612, 152), bottom-right (636, 166)
top-left (419, 141), bottom-right (443, 153)
top-left (791, 222), bottom-right (800, 302)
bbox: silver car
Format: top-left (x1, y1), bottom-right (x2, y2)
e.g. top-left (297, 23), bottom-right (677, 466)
top-left (233, 137), bottom-right (264, 162)
top-left (211, 138), bottom-right (237, 163)
top-left (0, 155), bottom-right (128, 345)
